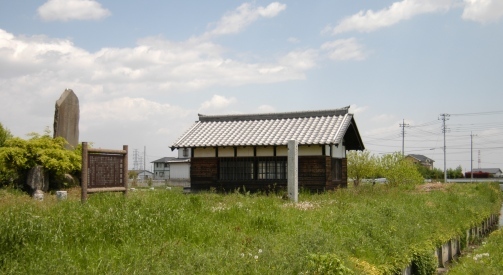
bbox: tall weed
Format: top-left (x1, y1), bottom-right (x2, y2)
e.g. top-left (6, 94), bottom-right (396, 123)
top-left (0, 183), bottom-right (501, 274)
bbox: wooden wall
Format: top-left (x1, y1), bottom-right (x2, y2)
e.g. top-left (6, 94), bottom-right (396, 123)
top-left (190, 157), bottom-right (218, 188)
top-left (190, 156), bottom-right (347, 192)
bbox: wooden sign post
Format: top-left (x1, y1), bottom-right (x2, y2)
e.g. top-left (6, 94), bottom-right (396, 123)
top-left (81, 142), bottom-right (128, 203)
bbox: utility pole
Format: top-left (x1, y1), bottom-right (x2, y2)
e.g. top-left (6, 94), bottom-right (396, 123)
top-left (399, 119), bottom-right (410, 157)
top-left (439, 114), bottom-right (450, 183)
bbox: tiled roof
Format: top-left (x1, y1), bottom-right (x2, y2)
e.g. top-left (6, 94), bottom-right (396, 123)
top-left (407, 154), bottom-right (434, 163)
top-left (151, 157), bottom-right (176, 163)
top-left (171, 107), bottom-right (364, 149)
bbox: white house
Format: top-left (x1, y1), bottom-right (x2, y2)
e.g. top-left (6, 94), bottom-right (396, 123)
top-left (152, 149), bottom-right (191, 180)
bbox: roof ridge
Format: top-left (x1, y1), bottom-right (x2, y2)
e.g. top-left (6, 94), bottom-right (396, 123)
top-left (198, 106), bottom-right (350, 122)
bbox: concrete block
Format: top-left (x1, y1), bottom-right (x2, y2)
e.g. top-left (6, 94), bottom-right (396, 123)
top-left (450, 238), bottom-right (460, 259)
top-left (56, 191), bottom-right (67, 201)
top-left (437, 242), bottom-right (450, 267)
top-left (401, 264), bottom-right (411, 275)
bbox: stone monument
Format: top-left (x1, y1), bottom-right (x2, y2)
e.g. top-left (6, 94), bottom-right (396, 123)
top-left (27, 165), bottom-right (49, 193)
top-left (54, 89), bottom-right (79, 149)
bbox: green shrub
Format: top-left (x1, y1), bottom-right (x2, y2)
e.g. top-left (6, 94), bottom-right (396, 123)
top-left (305, 253), bottom-right (354, 274)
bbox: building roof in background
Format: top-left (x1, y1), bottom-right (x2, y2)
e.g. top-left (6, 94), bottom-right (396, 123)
top-left (128, 170), bottom-right (154, 174)
top-left (151, 157), bottom-right (190, 164)
top-left (170, 107), bottom-right (364, 150)
top-left (470, 168), bottom-right (502, 174)
top-left (151, 157), bottom-right (177, 163)
top-left (406, 154), bottom-right (434, 163)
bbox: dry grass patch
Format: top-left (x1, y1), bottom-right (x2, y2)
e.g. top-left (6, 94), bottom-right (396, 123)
top-left (416, 182), bottom-right (452, 192)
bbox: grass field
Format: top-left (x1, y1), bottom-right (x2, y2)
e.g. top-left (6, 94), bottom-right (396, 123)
top-left (0, 183), bottom-right (501, 274)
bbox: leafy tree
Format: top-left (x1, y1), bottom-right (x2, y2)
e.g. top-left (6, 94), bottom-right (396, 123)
top-left (378, 152), bottom-right (424, 186)
top-left (348, 151), bottom-right (424, 187)
top-left (414, 164), bottom-right (443, 180)
top-left (0, 122), bottom-right (15, 185)
top-left (447, 165), bottom-right (464, 179)
top-left (128, 170), bottom-right (139, 180)
top-left (347, 150), bottom-right (378, 187)
top-left (0, 122), bottom-right (13, 147)
top-left (0, 131), bottom-right (81, 189)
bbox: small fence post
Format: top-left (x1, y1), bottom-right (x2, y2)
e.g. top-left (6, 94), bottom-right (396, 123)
top-left (81, 142), bottom-right (88, 203)
top-left (123, 145), bottom-right (128, 197)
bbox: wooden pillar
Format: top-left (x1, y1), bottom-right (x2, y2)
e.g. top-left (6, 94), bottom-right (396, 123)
top-left (81, 142), bottom-right (88, 203)
top-left (123, 145), bottom-right (128, 196)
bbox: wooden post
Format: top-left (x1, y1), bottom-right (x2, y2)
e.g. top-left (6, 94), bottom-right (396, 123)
top-left (81, 142), bottom-right (88, 203)
top-left (123, 145), bottom-right (128, 196)
top-left (288, 140), bottom-right (298, 203)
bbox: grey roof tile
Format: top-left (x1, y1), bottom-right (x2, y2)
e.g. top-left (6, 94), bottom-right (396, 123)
top-left (171, 107), bottom-right (362, 149)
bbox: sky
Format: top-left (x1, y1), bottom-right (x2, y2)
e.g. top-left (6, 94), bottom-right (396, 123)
top-left (1, 0), bottom-right (503, 173)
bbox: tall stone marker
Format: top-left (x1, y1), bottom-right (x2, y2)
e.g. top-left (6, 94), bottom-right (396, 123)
top-left (288, 140), bottom-right (298, 203)
top-left (54, 89), bottom-right (79, 149)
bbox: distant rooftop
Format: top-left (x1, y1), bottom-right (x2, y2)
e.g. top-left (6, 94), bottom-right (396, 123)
top-left (407, 154), bottom-right (434, 163)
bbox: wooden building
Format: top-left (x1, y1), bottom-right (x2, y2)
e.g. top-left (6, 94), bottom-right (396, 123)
top-left (405, 154), bottom-right (434, 170)
top-left (170, 107), bottom-right (364, 192)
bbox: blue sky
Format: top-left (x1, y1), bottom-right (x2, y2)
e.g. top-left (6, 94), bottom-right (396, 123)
top-left (1, 0), bottom-right (502, 173)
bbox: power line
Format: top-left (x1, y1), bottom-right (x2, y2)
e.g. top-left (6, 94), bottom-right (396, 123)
top-left (450, 110), bottom-right (503, 116)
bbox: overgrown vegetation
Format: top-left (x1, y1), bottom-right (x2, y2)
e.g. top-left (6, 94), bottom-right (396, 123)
top-left (0, 123), bottom-right (12, 148)
top-left (449, 228), bottom-right (503, 274)
top-left (0, 183), bottom-right (501, 274)
top-left (347, 151), bottom-right (424, 186)
top-left (0, 128), bottom-right (81, 189)
top-left (414, 164), bottom-right (444, 181)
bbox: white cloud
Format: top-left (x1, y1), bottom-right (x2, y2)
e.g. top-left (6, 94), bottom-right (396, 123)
top-left (0, 30), bottom-right (93, 78)
top-left (0, 28), bottom-right (313, 97)
top-left (203, 2), bottom-right (286, 38)
top-left (82, 97), bottom-right (185, 122)
top-left (0, 0), bottom-right (310, 159)
top-left (287, 37), bottom-right (300, 44)
top-left (462, 0), bottom-right (503, 23)
top-left (329, 0), bottom-right (452, 34)
top-left (0, 26), bottom-right (316, 154)
top-left (279, 49), bottom-right (318, 70)
top-left (38, 0), bottom-right (111, 22)
top-left (321, 38), bottom-right (367, 61)
top-left (199, 95), bottom-right (237, 111)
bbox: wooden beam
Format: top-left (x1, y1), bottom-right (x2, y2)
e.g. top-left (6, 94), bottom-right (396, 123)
top-left (87, 187), bottom-right (127, 193)
top-left (81, 142), bottom-right (88, 203)
top-left (88, 148), bottom-right (127, 154)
